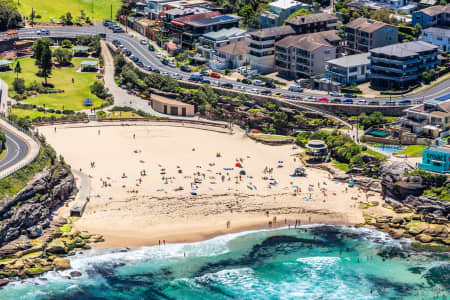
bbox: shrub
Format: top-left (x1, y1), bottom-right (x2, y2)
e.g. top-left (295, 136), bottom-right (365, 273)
top-left (13, 78), bottom-right (26, 94)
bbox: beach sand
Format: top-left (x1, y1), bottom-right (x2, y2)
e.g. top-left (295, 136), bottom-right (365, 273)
top-left (40, 124), bottom-right (380, 248)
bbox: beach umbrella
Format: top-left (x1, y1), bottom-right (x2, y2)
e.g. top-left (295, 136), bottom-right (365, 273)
top-left (278, 161), bottom-right (283, 163)
top-left (252, 129), bottom-right (259, 134)
top-left (235, 162), bottom-right (242, 167)
top-left (349, 180), bottom-right (354, 185)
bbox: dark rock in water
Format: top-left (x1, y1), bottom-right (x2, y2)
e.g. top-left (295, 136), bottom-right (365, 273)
top-left (0, 279), bottom-right (8, 287)
top-left (424, 264), bottom-right (450, 288)
top-left (64, 276), bottom-right (71, 280)
top-left (38, 278), bottom-right (48, 281)
top-left (119, 248), bottom-right (129, 253)
top-left (70, 271), bottom-right (82, 278)
top-left (408, 266), bottom-right (426, 275)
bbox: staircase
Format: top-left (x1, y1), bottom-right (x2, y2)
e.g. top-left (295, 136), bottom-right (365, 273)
top-left (87, 114), bottom-right (97, 122)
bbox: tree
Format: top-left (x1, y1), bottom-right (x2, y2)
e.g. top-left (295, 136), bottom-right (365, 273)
top-left (65, 12), bottom-right (73, 25)
top-left (422, 71), bottom-right (432, 84)
top-left (0, 0), bottom-right (22, 30)
top-left (413, 24), bottom-right (422, 38)
top-left (273, 111), bottom-right (288, 132)
top-left (31, 38), bottom-right (52, 64)
top-left (14, 60), bottom-right (21, 79)
top-left (114, 53), bottom-right (126, 75)
top-left (90, 81), bottom-right (108, 99)
top-left (13, 77), bottom-right (25, 94)
top-left (39, 46), bottom-right (53, 85)
top-left (61, 40), bottom-right (73, 48)
top-left (287, 8), bottom-right (311, 21)
top-left (239, 5), bottom-right (255, 26)
top-left (53, 48), bottom-right (72, 65)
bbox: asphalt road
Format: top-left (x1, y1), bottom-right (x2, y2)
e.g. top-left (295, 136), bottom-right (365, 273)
top-left (0, 125), bottom-right (28, 171)
top-left (3, 24), bottom-right (450, 105)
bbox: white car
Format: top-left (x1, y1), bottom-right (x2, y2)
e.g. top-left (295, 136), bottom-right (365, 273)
top-left (140, 39), bottom-right (147, 45)
top-left (250, 88), bottom-right (260, 94)
top-left (252, 80), bottom-right (265, 86)
top-left (36, 29), bottom-right (49, 35)
top-left (156, 53), bottom-right (162, 58)
top-left (356, 99), bottom-right (367, 105)
top-left (307, 96), bottom-right (316, 101)
top-left (330, 92), bottom-right (341, 97)
top-left (168, 62), bottom-right (176, 68)
top-left (237, 85), bottom-right (246, 90)
top-left (161, 71), bottom-right (169, 76)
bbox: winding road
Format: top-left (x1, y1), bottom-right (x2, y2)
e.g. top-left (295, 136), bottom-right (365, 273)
top-left (0, 125), bottom-right (28, 171)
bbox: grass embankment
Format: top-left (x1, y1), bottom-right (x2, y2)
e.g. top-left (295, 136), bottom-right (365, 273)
top-left (16, 0), bottom-right (122, 23)
top-left (0, 141), bottom-right (55, 197)
top-left (332, 159), bottom-right (350, 172)
top-left (0, 57), bottom-right (103, 111)
top-left (252, 134), bottom-right (294, 141)
top-left (10, 108), bottom-right (64, 119)
top-left (395, 145), bottom-right (427, 157)
top-left (103, 111), bottom-right (143, 119)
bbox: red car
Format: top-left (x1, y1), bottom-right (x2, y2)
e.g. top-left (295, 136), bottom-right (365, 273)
top-left (210, 72), bottom-right (221, 78)
top-left (317, 97), bottom-right (329, 102)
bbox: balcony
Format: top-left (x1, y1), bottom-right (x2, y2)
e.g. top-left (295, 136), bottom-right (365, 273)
top-left (370, 56), bottom-right (420, 65)
top-left (275, 54), bottom-right (290, 62)
top-left (369, 73), bottom-right (419, 81)
top-left (246, 37), bottom-right (275, 46)
top-left (369, 65), bottom-right (418, 73)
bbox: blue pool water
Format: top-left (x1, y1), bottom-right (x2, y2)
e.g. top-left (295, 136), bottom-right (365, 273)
top-left (375, 145), bottom-right (405, 155)
top-left (0, 226), bottom-right (448, 299)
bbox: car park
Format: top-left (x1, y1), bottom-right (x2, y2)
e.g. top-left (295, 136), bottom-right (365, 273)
top-left (288, 85), bottom-right (303, 92)
top-left (317, 97), bottom-right (329, 102)
top-left (181, 65), bottom-right (192, 72)
top-left (331, 98), bottom-right (341, 103)
top-left (221, 82), bottom-right (233, 89)
top-left (140, 39), bottom-right (147, 45)
top-left (344, 93), bottom-right (357, 98)
top-left (252, 80), bottom-right (265, 86)
top-left (330, 92), bottom-right (341, 97)
top-left (210, 72), bottom-right (221, 78)
top-left (343, 99), bottom-right (353, 104)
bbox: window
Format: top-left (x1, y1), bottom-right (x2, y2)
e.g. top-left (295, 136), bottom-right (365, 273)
top-left (324, 50), bottom-right (330, 54)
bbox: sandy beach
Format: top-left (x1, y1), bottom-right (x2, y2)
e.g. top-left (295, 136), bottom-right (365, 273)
top-left (39, 124), bottom-right (382, 247)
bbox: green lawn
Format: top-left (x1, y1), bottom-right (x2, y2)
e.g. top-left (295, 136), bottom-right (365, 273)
top-left (17, 0), bottom-right (122, 23)
top-left (395, 145), bottom-right (427, 157)
top-left (362, 149), bottom-right (387, 160)
top-left (0, 56), bottom-right (104, 111)
top-left (332, 159), bottom-right (350, 172)
top-left (10, 108), bottom-right (64, 119)
top-left (106, 111), bottom-right (143, 119)
top-left (252, 134), bottom-right (294, 141)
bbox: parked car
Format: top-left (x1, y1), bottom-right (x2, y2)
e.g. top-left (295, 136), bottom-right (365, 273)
top-left (272, 93), bottom-right (283, 98)
top-left (331, 98), bottom-right (341, 103)
top-left (168, 61), bottom-right (176, 68)
top-left (252, 80), bottom-right (265, 86)
top-left (112, 26), bottom-right (124, 33)
top-left (221, 82), bottom-right (233, 89)
top-left (399, 99), bottom-right (412, 105)
top-left (250, 89), bottom-right (259, 94)
top-left (145, 65), bottom-right (152, 71)
top-left (317, 97), bottom-right (329, 103)
top-left (242, 78), bottom-right (252, 85)
top-left (156, 53), bottom-right (162, 58)
top-left (112, 39), bottom-right (120, 45)
top-left (125, 50), bottom-right (131, 56)
top-left (288, 85), bottom-right (303, 92)
top-left (136, 61), bottom-right (144, 67)
top-left (384, 101), bottom-right (396, 106)
top-left (148, 45), bottom-right (155, 51)
top-left (344, 93), bottom-right (357, 98)
top-left (368, 101), bottom-right (379, 105)
top-left (260, 89), bottom-right (271, 95)
top-left (181, 65), bottom-right (192, 72)
top-left (237, 85), bottom-right (246, 90)
top-left (152, 69), bottom-right (160, 73)
top-left (210, 72), bottom-right (221, 78)
top-left (161, 71), bottom-right (169, 76)
top-left (306, 96), bottom-right (316, 101)
top-left (201, 79), bottom-right (211, 84)
top-left (189, 74), bottom-right (203, 82)
top-left (343, 98), bottom-right (354, 104)
top-left (161, 58), bottom-right (169, 65)
top-left (200, 70), bottom-right (210, 76)
top-left (330, 92), bottom-right (341, 97)
top-left (103, 20), bottom-right (112, 26)
top-left (265, 81), bottom-right (276, 88)
top-left (140, 39), bottom-right (147, 45)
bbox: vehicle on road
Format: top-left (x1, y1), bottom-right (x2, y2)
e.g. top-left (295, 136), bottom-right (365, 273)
top-left (330, 91), bottom-right (341, 97)
top-left (180, 65), bottom-right (192, 72)
top-left (112, 26), bottom-right (124, 33)
top-left (343, 98), bottom-right (354, 104)
top-left (399, 99), bottom-right (412, 105)
top-left (200, 70), bottom-right (210, 76)
top-left (272, 93), bottom-right (283, 98)
top-left (331, 98), bottom-right (341, 103)
top-left (265, 81), bottom-right (276, 88)
top-left (384, 101), bottom-right (396, 106)
top-left (145, 65), bottom-right (152, 71)
top-left (148, 45), bottom-right (155, 51)
top-left (210, 72), bottom-right (221, 78)
top-left (356, 99), bottom-right (367, 105)
top-left (140, 39), bottom-right (147, 45)
top-left (152, 69), bottom-right (160, 73)
top-left (306, 96), bottom-right (317, 101)
top-left (242, 78), bottom-right (252, 84)
top-left (221, 82), bottom-right (233, 89)
top-left (260, 89), bottom-right (271, 95)
top-left (250, 88), bottom-right (259, 94)
top-left (189, 74), bottom-right (203, 82)
top-left (168, 62), bottom-right (176, 68)
top-left (252, 80), bottom-right (265, 86)
top-left (317, 97), bottom-right (329, 103)
top-left (344, 93), bottom-right (357, 98)
top-left (161, 58), bottom-right (169, 65)
top-left (37, 29), bottom-right (49, 35)
top-left (288, 85), bottom-right (303, 92)
top-left (368, 101), bottom-right (379, 105)
top-left (201, 79), bottom-right (211, 84)
top-left (156, 53), bottom-right (162, 58)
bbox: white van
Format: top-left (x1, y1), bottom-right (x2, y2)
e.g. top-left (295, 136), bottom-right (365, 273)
top-left (288, 85), bottom-right (303, 92)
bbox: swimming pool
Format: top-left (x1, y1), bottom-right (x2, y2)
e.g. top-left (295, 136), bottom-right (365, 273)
top-left (374, 145), bottom-right (405, 154)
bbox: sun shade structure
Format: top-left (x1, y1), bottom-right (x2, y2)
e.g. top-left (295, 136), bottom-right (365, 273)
top-left (73, 46), bottom-right (90, 51)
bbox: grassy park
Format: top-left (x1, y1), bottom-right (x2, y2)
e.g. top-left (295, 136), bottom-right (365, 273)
top-left (10, 108), bottom-right (64, 119)
top-left (0, 56), bottom-right (104, 111)
top-left (396, 145), bottom-right (427, 157)
top-left (16, 0), bottom-right (122, 23)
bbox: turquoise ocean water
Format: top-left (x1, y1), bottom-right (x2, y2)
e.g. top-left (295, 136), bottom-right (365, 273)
top-left (0, 225), bottom-right (448, 299)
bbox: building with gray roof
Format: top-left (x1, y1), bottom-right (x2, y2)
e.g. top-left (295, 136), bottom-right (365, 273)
top-left (325, 53), bottom-right (370, 85)
top-left (421, 26), bottom-right (450, 52)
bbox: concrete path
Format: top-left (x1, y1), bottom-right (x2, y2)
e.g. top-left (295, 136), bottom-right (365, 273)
top-left (70, 169), bottom-right (91, 217)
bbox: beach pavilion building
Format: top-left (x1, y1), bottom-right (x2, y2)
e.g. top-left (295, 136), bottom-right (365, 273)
top-left (305, 140), bottom-right (328, 160)
top-left (151, 94), bottom-right (195, 117)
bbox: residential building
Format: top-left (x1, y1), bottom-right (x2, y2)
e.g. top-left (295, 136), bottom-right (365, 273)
top-left (274, 30), bottom-right (342, 78)
top-left (171, 13), bottom-right (241, 48)
top-left (259, 0), bottom-right (312, 28)
top-left (419, 0), bottom-right (438, 9)
top-left (325, 53), bottom-right (370, 85)
top-left (211, 40), bottom-right (249, 69)
top-left (196, 27), bottom-right (248, 59)
top-left (343, 18), bottom-right (398, 53)
top-left (285, 12), bottom-right (340, 34)
top-left (246, 26), bottom-right (296, 74)
top-left (418, 145), bottom-right (450, 173)
top-left (412, 4), bottom-right (450, 29)
top-left (347, 0), bottom-right (415, 12)
top-left (402, 97), bottom-right (450, 138)
top-left (146, 0), bottom-right (178, 19)
top-left (421, 26), bottom-right (450, 52)
top-left (162, 7), bottom-right (211, 30)
top-left (369, 41), bottom-right (439, 90)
